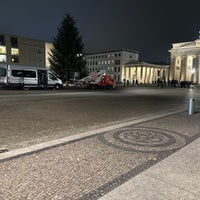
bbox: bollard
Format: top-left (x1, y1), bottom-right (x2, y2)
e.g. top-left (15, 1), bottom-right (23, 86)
top-left (188, 98), bottom-right (195, 115)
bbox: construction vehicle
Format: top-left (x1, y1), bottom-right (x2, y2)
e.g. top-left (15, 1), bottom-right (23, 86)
top-left (78, 70), bottom-right (115, 89)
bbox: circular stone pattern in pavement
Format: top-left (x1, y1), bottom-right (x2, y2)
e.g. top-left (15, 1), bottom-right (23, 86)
top-left (97, 126), bottom-right (188, 153)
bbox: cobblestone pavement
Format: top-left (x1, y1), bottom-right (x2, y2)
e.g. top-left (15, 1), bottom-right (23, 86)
top-left (0, 112), bottom-right (199, 199)
top-left (0, 88), bottom-right (192, 151)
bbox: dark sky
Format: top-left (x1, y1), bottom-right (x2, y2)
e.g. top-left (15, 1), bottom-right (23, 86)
top-left (1, 0), bottom-right (200, 62)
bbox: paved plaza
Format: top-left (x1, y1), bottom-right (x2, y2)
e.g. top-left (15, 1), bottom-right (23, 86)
top-left (0, 110), bottom-right (200, 199)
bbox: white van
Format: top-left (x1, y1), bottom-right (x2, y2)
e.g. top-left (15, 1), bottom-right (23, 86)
top-left (0, 64), bottom-right (62, 89)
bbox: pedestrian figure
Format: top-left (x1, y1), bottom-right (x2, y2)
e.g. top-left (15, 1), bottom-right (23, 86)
top-left (123, 78), bottom-right (126, 87)
top-left (136, 79), bottom-right (138, 86)
top-left (127, 80), bottom-right (129, 87)
top-left (42, 72), bottom-right (48, 90)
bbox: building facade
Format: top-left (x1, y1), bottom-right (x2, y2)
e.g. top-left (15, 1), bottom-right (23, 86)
top-left (85, 49), bottom-right (139, 82)
top-left (122, 61), bottom-right (169, 84)
top-left (45, 42), bottom-right (53, 69)
top-left (169, 39), bottom-right (200, 84)
top-left (2, 33), bottom-right (200, 85)
top-left (85, 49), bottom-right (169, 84)
top-left (0, 34), bottom-right (46, 67)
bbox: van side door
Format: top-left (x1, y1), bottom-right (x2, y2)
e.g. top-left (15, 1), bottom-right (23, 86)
top-left (23, 70), bottom-right (37, 87)
top-left (0, 67), bottom-right (7, 86)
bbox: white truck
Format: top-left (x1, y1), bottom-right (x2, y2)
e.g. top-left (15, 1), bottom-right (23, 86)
top-left (0, 64), bottom-right (62, 89)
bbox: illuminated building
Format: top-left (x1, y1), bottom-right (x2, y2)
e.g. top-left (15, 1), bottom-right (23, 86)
top-left (0, 34), bottom-right (45, 67)
top-left (169, 39), bottom-right (200, 84)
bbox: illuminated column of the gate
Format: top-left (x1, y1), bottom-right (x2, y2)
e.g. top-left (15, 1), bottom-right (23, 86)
top-left (126, 67), bottom-right (129, 81)
top-left (145, 67), bottom-right (149, 83)
top-left (141, 67), bottom-right (146, 83)
top-left (123, 66), bottom-right (127, 81)
top-left (183, 56), bottom-right (188, 81)
top-left (192, 56), bottom-right (196, 83)
top-left (186, 56), bottom-right (191, 81)
top-left (137, 66), bottom-right (141, 83)
top-left (145, 67), bottom-right (147, 83)
top-left (130, 67), bottom-right (133, 83)
top-left (121, 65), bottom-right (125, 82)
top-left (149, 68), bottom-right (152, 83)
top-left (154, 68), bottom-right (158, 81)
top-left (152, 68), bottom-right (156, 83)
top-left (170, 56), bottom-right (175, 80)
top-left (193, 55), bottom-right (200, 84)
top-left (197, 56), bottom-right (200, 84)
top-left (145, 67), bottom-right (150, 83)
top-left (132, 67), bottom-right (136, 83)
top-left (151, 68), bottom-right (155, 83)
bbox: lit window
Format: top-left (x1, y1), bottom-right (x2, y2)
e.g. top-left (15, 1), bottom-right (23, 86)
top-left (0, 55), bottom-right (6, 62)
top-left (11, 48), bottom-right (19, 55)
top-left (0, 45), bottom-right (6, 54)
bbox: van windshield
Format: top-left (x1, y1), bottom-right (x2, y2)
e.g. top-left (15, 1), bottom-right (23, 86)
top-left (49, 73), bottom-right (58, 80)
top-left (0, 67), bottom-right (6, 77)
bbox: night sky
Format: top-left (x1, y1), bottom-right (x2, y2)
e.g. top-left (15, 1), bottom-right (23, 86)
top-left (1, 0), bottom-right (200, 63)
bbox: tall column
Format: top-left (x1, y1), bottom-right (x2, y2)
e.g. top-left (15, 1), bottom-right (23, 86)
top-left (133, 67), bottom-right (136, 82)
top-left (130, 67), bottom-right (133, 83)
top-left (137, 67), bottom-right (141, 83)
top-left (185, 56), bottom-right (191, 81)
top-left (152, 68), bottom-right (156, 82)
top-left (196, 56), bottom-right (200, 84)
top-left (121, 65), bottom-right (125, 82)
top-left (126, 67), bottom-right (129, 81)
top-left (141, 67), bottom-right (146, 83)
top-left (146, 67), bottom-right (150, 83)
top-left (129, 67), bottom-right (131, 81)
top-left (170, 57), bottom-right (175, 80)
top-left (193, 56), bottom-right (198, 84)
top-left (150, 68), bottom-right (154, 83)
top-left (184, 56), bottom-right (188, 81)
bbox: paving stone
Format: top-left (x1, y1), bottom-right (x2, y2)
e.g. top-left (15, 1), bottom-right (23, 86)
top-left (0, 112), bottom-right (200, 199)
